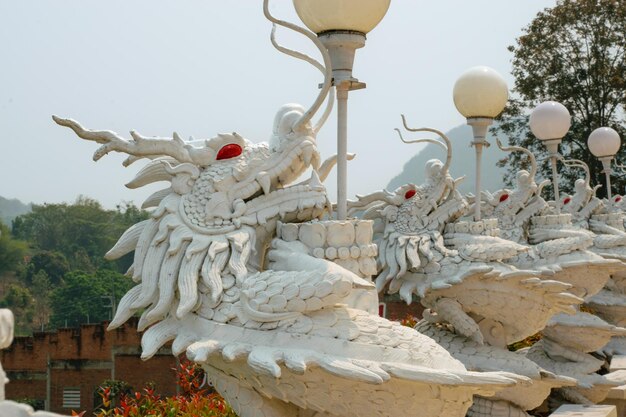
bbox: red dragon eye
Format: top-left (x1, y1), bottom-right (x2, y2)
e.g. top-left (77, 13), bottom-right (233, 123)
top-left (616, 196), bottom-right (622, 203)
top-left (405, 189), bottom-right (416, 200)
top-left (499, 194), bottom-right (509, 203)
top-left (216, 144), bottom-right (243, 160)
top-left (563, 197), bottom-right (571, 205)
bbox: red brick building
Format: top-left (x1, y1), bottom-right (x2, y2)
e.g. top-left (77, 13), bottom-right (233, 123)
top-left (0, 318), bottom-right (178, 415)
top-left (380, 294), bottom-right (425, 321)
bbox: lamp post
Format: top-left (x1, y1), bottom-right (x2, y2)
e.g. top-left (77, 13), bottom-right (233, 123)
top-left (529, 101), bottom-right (571, 215)
top-left (588, 127), bottom-right (621, 203)
top-left (293, 0), bottom-right (390, 220)
top-left (453, 66), bottom-right (509, 221)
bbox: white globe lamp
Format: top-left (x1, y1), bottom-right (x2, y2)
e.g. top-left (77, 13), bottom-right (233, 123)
top-left (453, 66), bottom-right (509, 119)
top-left (292, 0), bottom-right (391, 220)
top-left (588, 127), bottom-right (621, 201)
top-left (293, 0), bottom-right (390, 34)
top-left (293, 0), bottom-right (391, 85)
top-left (453, 66), bottom-right (509, 220)
top-left (529, 101), bottom-right (571, 155)
top-left (588, 127), bottom-right (621, 158)
top-left (528, 101), bottom-right (571, 214)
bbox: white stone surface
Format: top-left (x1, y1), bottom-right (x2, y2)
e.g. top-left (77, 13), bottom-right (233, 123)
top-left (551, 405), bottom-right (617, 417)
top-left (602, 379), bottom-right (626, 417)
top-left (0, 401), bottom-right (68, 417)
top-left (606, 385), bottom-right (626, 401)
top-left (612, 356), bottom-right (626, 372)
top-left (544, 313), bottom-right (626, 353)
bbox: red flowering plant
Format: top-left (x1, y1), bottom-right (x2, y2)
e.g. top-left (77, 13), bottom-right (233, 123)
top-left (94, 360), bottom-right (237, 417)
top-left (399, 314), bottom-right (418, 328)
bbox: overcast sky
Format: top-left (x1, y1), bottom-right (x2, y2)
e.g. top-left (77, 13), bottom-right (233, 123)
top-left (0, 1), bottom-right (556, 209)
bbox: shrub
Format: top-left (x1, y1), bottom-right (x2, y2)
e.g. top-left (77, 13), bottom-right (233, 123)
top-left (93, 360), bottom-right (237, 417)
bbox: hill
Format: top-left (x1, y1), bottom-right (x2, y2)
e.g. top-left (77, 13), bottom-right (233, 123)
top-left (386, 124), bottom-right (508, 195)
top-left (0, 196), bottom-right (32, 227)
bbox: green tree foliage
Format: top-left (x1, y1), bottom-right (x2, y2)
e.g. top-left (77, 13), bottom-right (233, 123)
top-left (0, 197), bottom-right (148, 333)
top-left (49, 270), bottom-right (134, 329)
top-left (12, 197), bottom-right (148, 273)
top-left (31, 270), bottom-right (52, 329)
top-left (497, 0), bottom-right (626, 198)
top-left (0, 222), bottom-right (27, 276)
top-left (0, 284), bottom-right (33, 336)
top-left (23, 250), bottom-right (69, 286)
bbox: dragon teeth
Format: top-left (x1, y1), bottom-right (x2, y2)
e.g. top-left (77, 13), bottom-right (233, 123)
top-left (256, 172), bottom-right (271, 196)
top-left (309, 170), bottom-right (323, 190)
top-left (302, 145), bottom-right (314, 166)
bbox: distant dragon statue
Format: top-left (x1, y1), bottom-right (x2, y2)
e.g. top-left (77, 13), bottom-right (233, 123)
top-left (348, 117), bottom-right (583, 417)
top-left (481, 142), bottom-right (621, 300)
top-left (557, 160), bottom-right (626, 357)
top-left (482, 146), bottom-right (626, 406)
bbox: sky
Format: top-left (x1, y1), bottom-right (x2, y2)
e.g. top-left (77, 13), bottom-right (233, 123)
top-left (0, 0), bottom-right (557, 209)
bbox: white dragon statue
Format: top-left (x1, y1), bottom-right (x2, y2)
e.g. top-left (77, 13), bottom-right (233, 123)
top-left (52, 3), bottom-right (522, 417)
top-left (481, 146), bottom-right (626, 406)
top-left (557, 160), bottom-right (626, 356)
top-left (480, 142), bottom-right (621, 301)
top-left (560, 160), bottom-right (603, 228)
top-left (348, 117), bottom-right (583, 417)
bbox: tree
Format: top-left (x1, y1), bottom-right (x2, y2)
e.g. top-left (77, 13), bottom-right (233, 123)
top-left (23, 250), bottom-right (69, 286)
top-left (498, 0), bottom-right (626, 199)
top-left (31, 270), bottom-right (52, 329)
top-left (0, 222), bottom-right (27, 276)
top-left (0, 284), bottom-right (33, 336)
top-left (12, 197), bottom-right (148, 273)
top-left (49, 270), bottom-right (134, 328)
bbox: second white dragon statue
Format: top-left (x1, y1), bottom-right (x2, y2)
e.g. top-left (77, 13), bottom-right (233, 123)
top-left (347, 117), bottom-right (584, 417)
top-left (479, 144), bottom-right (626, 407)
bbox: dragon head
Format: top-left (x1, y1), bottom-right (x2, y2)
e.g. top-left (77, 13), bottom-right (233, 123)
top-left (90, 5), bottom-right (338, 334)
top-left (166, 119), bottom-right (323, 235)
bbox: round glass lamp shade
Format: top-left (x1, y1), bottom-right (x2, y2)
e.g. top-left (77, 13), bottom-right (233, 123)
top-left (529, 101), bottom-right (571, 140)
top-left (588, 127), bottom-right (621, 157)
top-left (293, 0), bottom-right (391, 34)
top-left (453, 66), bottom-right (509, 119)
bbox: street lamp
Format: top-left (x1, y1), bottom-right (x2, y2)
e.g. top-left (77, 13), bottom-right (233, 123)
top-left (588, 127), bottom-right (621, 202)
top-left (529, 101), bottom-right (571, 214)
top-left (453, 66), bottom-right (509, 221)
top-left (293, 0), bottom-right (391, 220)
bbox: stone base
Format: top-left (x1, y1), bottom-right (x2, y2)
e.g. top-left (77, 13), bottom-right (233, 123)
top-left (602, 386), bottom-right (626, 417)
top-left (551, 405), bottom-right (617, 417)
top-left (276, 220), bottom-right (377, 278)
top-left (611, 356), bottom-right (626, 372)
top-left (0, 400), bottom-right (69, 416)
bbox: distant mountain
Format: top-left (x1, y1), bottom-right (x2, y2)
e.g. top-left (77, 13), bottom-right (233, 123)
top-left (386, 124), bottom-right (508, 195)
top-left (0, 196), bottom-right (31, 227)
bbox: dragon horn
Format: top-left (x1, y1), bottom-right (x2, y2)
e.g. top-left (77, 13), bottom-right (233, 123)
top-left (495, 138), bottom-right (537, 181)
top-left (560, 158), bottom-right (591, 188)
top-left (263, 0), bottom-right (332, 133)
top-left (399, 114), bottom-right (452, 174)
